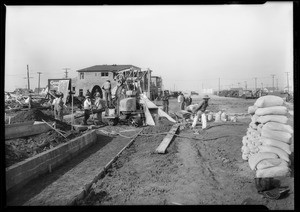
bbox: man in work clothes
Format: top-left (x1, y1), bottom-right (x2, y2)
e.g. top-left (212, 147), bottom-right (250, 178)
top-left (162, 91), bottom-right (169, 114)
top-left (185, 95), bottom-right (192, 107)
top-left (102, 80), bottom-right (112, 108)
top-left (177, 92), bottom-right (185, 110)
top-left (93, 92), bottom-right (106, 124)
top-left (55, 92), bottom-right (65, 121)
top-left (82, 95), bottom-right (92, 125)
top-left (191, 95), bottom-right (210, 129)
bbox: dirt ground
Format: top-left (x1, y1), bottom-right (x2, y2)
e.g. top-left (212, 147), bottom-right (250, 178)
top-left (5, 109), bottom-right (82, 167)
top-left (79, 95), bottom-right (294, 209)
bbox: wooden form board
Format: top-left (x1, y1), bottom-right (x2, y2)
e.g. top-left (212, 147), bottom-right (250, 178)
top-left (5, 123), bottom-right (52, 140)
top-left (155, 124), bottom-right (179, 154)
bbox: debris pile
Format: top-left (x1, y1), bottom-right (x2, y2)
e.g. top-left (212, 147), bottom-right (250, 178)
top-left (241, 95), bottom-right (293, 178)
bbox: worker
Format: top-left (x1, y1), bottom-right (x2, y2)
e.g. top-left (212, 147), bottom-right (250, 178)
top-left (52, 93), bottom-right (59, 119)
top-left (82, 95), bottom-right (92, 125)
top-left (94, 92), bottom-right (105, 124)
top-left (94, 88), bottom-right (101, 99)
top-left (191, 95), bottom-right (210, 129)
top-left (177, 92), bottom-right (185, 110)
top-left (85, 89), bottom-right (91, 97)
top-left (102, 80), bottom-right (112, 108)
top-left (56, 93), bottom-right (65, 121)
top-left (185, 95), bottom-right (192, 107)
top-left (162, 90), bottom-right (169, 113)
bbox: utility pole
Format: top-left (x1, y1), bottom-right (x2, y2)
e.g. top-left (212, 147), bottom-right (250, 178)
top-left (261, 82), bottom-right (263, 90)
top-left (37, 72), bottom-right (42, 94)
top-left (24, 65), bottom-right (33, 90)
top-left (218, 78), bottom-right (220, 96)
top-left (63, 68), bottom-right (70, 78)
top-left (254, 77), bottom-right (257, 90)
top-left (238, 82), bottom-right (240, 88)
top-left (276, 78), bottom-right (278, 91)
top-left (244, 81), bottom-right (247, 90)
top-left (271, 74), bottom-right (275, 92)
top-left (285, 72), bottom-right (289, 93)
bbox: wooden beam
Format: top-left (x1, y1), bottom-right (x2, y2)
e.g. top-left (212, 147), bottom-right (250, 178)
top-left (155, 124), bottom-right (179, 154)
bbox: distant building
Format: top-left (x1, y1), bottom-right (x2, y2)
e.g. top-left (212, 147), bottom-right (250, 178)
top-left (202, 88), bottom-right (214, 94)
top-left (75, 64), bottom-right (142, 97)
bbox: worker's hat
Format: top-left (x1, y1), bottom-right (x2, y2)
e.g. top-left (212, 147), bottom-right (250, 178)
top-left (95, 93), bottom-right (101, 97)
top-left (203, 95), bottom-right (210, 99)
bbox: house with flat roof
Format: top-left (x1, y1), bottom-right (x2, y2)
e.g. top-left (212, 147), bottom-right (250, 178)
top-left (75, 64), bottom-right (143, 97)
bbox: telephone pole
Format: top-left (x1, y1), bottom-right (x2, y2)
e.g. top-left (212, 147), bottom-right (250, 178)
top-left (254, 77), bottom-right (257, 90)
top-left (37, 72), bottom-right (42, 94)
top-left (244, 81), bottom-right (247, 90)
top-left (271, 74), bottom-right (275, 92)
top-left (285, 72), bottom-right (289, 93)
top-left (276, 78), bottom-right (278, 91)
top-left (24, 65), bottom-right (33, 90)
top-left (63, 68), bottom-right (70, 78)
top-left (218, 78), bottom-right (220, 96)
top-left (261, 82), bottom-right (263, 90)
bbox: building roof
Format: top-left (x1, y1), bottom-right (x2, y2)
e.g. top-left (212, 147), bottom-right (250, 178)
top-left (76, 64), bottom-right (141, 73)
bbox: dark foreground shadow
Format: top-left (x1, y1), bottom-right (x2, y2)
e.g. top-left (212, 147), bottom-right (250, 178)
top-left (6, 133), bottom-right (113, 206)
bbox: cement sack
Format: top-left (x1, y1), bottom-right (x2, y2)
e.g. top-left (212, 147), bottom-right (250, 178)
top-left (256, 166), bottom-right (290, 178)
top-left (261, 128), bottom-right (292, 144)
top-left (255, 106), bottom-right (288, 116)
top-left (201, 113), bottom-right (207, 129)
top-left (263, 122), bottom-right (293, 134)
top-left (248, 152), bottom-right (278, 170)
top-left (241, 145), bottom-right (250, 154)
top-left (221, 112), bottom-right (228, 122)
top-left (257, 124), bottom-right (263, 133)
top-left (260, 137), bottom-right (291, 154)
top-left (207, 113), bottom-right (213, 122)
top-left (242, 136), bottom-right (249, 146)
top-left (249, 122), bottom-right (258, 130)
top-left (248, 105), bottom-right (258, 115)
top-left (258, 145), bottom-right (290, 162)
top-left (215, 111), bottom-right (221, 122)
top-left (254, 95), bottom-right (284, 108)
top-left (242, 153), bottom-right (249, 161)
top-left (256, 158), bottom-right (289, 170)
top-left (251, 114), bottom-right (259, 123)
top-left (257, 115), bottom-right (288, 124)
top-left (186, 104), bottom-right (198, 113)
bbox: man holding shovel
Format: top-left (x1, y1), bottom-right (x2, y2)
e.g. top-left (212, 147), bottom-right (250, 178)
top-left (191, 95), bottom-right (210, 130)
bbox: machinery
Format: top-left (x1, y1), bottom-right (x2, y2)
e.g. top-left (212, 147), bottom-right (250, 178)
top-left (102, 70), bottom-right (146, 126)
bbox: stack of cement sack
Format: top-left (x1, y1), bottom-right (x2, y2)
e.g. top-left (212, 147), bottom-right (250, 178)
top-left (241, 95), bottom-right (293, 178)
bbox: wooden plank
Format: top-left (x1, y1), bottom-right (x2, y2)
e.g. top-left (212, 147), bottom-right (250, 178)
top-left (157, 108), bottom-right (176, 123)
top-left (5, 123), bottom-right (52, 140)
top-left (155, 124), bottom-right (179, 154)
top-left (5, 121), bottom-right (35, 128)
top-left (142, 100), bottom-right (155, 126)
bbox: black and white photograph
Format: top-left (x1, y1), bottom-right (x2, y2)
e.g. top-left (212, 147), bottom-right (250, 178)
top-left (4, 2), bottom-right (294, 209)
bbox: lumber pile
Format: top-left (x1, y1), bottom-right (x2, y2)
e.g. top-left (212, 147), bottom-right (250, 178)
top-left (241, 95), bottom-right (293, 178)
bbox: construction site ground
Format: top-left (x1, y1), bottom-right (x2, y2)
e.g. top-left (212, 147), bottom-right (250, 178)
top-left (6, 95), bottom-right (294, 209)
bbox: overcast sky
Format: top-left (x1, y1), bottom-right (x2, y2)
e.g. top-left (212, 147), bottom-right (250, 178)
top-left (5, 2), bottom-right (293, 92)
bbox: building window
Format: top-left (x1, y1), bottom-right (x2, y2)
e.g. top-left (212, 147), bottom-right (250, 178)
top-left (80, 73), bottom-right (84, 79)
top-left (101, 73), bottom-right (109, 77)
top-left (79, 89), bottom-right (83, 97)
